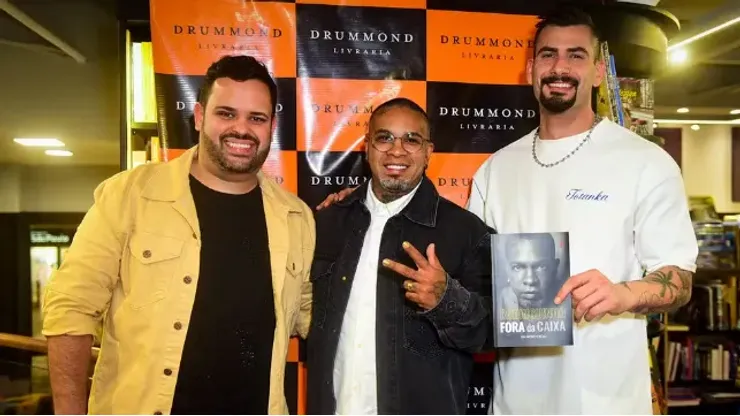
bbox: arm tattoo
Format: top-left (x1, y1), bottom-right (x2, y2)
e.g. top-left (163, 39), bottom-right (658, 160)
top-left (623, 267), bottom-right (693, 314)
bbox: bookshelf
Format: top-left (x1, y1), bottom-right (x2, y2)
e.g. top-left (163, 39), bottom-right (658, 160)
top-left (657, 205), bottom-right (740, 413)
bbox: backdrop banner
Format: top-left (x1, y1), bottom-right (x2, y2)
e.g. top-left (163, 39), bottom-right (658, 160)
top-left (149, 0), bottom-right (546, 413)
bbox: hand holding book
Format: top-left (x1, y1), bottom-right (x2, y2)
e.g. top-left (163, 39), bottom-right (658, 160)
top-left (382, 241), bottom-right (447, 311)
top-left (554, 269), bottom-right (636, 322)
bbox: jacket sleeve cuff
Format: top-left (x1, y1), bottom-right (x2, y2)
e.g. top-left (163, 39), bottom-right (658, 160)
top-left (420, 275), bottom-right (470, 327)
top-left (42, 292), bottom-right (101, 338)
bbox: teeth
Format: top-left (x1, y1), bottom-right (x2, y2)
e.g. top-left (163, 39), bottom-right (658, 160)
top-left (548, 82), bottom-right (572, 88)
top-left (226, 141), bottom-right (253, 149)
top-left (386, 165), bottom-right (407, 170)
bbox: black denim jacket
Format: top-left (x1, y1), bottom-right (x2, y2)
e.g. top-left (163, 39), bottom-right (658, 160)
top-left (305, 176), bottom-right (494, 415)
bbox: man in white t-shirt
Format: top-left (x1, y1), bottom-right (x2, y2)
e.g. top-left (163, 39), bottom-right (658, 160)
top-left (466, 6), bottom-right (698, 415)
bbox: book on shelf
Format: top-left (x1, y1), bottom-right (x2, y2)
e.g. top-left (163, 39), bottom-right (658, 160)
top-left (491, 232), bottom-right (573, 348)
top-left (665, 338), bottom-right (738, 383)
top-left (669, 276), bottom-right (738, 332)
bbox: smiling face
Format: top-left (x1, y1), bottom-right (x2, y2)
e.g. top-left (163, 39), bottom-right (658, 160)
top-left (193, 77), bottom-right (274, 176)
top-left (365, 106), bottom-right (432, 202)
top-left (526, 24), bottom-right (604, 114)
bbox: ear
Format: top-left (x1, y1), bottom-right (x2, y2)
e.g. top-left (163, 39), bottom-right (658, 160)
top-left (593, 57), bottom-right (606, 88)
top-left (193, 101), bottom-right (204, 132)
top-left (424, 141), bottom-right (434, 165)
top-left (525, 58), bottom-right (534, 86)
top-left (363, 134), bottom-right (370, 158)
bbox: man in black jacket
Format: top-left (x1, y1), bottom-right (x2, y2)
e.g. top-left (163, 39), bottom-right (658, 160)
top-left (306, 97), bottom-right (494, 415)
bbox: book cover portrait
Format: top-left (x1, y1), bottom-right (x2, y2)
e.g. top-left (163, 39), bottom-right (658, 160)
top-left (492, 232), bottom-right (573, 347)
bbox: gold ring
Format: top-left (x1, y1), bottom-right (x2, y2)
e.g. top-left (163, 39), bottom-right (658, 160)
top-left (405, 281), bottom-right (414, 291)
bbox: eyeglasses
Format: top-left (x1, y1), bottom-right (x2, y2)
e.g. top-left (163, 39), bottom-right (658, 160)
top-left (369, 131), bottom-right (430, 154)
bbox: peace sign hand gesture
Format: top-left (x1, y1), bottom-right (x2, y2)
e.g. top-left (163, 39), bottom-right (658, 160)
top-left (382, 241), bottom-right (448, 310)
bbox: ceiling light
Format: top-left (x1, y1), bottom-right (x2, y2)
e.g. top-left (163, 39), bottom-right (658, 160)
top-left (45, 149), bottom-right (73, 157)
top-left (668, 16), bottom-right (740, 51)
top-left (731, 109), bottom-right (740, 115)
top-left (653, 118), bottom-right (740, 125)
top-left (14, 138), bottom-right (65, 147)
top-left (676, 108), bottom-right (689, 113)
top-left (691, 124), bottom-right (700, 131)
top-left (669, 49), bottom-right (688, 64)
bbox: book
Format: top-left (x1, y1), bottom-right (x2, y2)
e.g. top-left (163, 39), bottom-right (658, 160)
top-left (491, 232), bottom-right (573, 347)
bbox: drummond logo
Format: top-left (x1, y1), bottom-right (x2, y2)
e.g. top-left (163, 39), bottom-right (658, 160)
top-left (439, 34), bottom-right (533, 61)
top-left (174, 25), bottom-right (284, 38)
top-left (312, 103), bottom-right (374, 128)
top-left (173, 24), bottom-right (284, 52)
top-left (467, 386), bottom-right (492, 410)
top-left (310, 175), bottom-right (369, 187)
top-left (311, 103), bottom-right (374, 114)
top-left (438, 106), bottom-right (537, 131)
top-left (436, 176), bottom-right (472, 188)
top-left (309, 30), bottom-right (415, 56)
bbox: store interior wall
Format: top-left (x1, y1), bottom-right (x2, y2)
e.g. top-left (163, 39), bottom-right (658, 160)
top-left (660, 125), bottom-right (740, 213)
top-left (0, 164), bottom-right (118, 213)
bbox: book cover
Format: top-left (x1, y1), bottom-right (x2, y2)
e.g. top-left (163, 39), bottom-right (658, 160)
top-left (491, 232), bottom-right (573, 347)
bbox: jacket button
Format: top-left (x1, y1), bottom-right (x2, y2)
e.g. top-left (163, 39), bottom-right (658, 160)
top-left (174, 322), bottom-right (182, 330)
top-left (183, 276), bottom-right (192, 284)
top-left (142, 250), bottom-right (152, 258)
top-left (164, 368), bottom-right (172, 376)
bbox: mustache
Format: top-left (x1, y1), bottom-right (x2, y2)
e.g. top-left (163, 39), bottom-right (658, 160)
top-left (220, 132), bottom-right (259, 144)
top-left (540, 75), bottom-right (579, 88)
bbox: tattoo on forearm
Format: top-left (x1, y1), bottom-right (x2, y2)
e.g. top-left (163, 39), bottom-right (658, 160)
top-left (626, 267), bottom-right (693, 314)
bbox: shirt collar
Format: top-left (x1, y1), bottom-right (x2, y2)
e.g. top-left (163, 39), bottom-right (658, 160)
top-left (364, 179), bottom-right (422, 218)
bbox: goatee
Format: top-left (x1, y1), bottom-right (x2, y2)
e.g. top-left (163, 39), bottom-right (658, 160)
top-left (538, 75), bottom-right (579, 114)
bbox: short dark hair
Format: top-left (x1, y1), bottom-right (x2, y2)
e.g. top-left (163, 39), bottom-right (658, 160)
top-left (533, 5), bottom-right (600, 57)
top-left (198, 55), bottom-right (278, 116)
top-left (368, 97), bottom-right (430, 134)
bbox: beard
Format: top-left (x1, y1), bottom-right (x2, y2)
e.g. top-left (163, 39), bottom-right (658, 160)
top-left (379, 178), bottom-right (416, 194)
top-left (538, 75), bottom-right (579, 114)
top-left (201, 130), bottom-right (270, 174)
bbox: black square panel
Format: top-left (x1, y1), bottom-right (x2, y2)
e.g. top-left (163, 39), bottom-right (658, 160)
top-left (296, 150), bottom-right (370, 209)
top-left (296, 4), bottom-right (426, 80)
top-left (153, 74), bottom-right (296, 151)
top-left (426, 82), bottom-right (540, 153)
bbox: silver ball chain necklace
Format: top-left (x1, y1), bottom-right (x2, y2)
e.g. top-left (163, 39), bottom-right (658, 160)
top-left (531, 115), bottom-right (602, 168)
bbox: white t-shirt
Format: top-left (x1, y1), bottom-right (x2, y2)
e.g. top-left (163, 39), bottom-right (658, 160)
top-left (466, 118), bottom-right (698, 415)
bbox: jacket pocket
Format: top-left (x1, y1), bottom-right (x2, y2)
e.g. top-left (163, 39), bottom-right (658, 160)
top-left (123, 232), bottom-right (184, 310)
top-left (402, 307), bottom-right (446, 360)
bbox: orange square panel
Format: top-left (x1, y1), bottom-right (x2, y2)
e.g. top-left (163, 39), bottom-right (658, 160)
top-left (151, 0), bottom-right (297, 78)
top-left (262, 150), bottom-right (298, 195)
top-left (426, 153), bottom-right (492, 208)
top-left (297, 78), bottom-right (426, 152)
top-left (426, 10), bottom-right (539, 85)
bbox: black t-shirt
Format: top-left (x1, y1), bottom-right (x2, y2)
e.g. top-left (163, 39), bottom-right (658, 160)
top-left (170, 175), bottom-right (276, 415)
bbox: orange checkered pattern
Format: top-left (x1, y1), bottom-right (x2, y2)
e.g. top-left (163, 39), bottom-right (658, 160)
top-left (149, 0), bottom-right (546, 413)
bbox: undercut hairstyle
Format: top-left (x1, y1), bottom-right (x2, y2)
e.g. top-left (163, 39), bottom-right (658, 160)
top-left (197, 55), bottom-right (278, 116)
top-left (533, 5), bottom-right (601, 61)
top-left (368, 97), bottom-right (430, 137)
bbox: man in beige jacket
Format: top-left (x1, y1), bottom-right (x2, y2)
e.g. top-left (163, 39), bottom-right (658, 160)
top-left (42, 55), bottom-right (314, 415)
